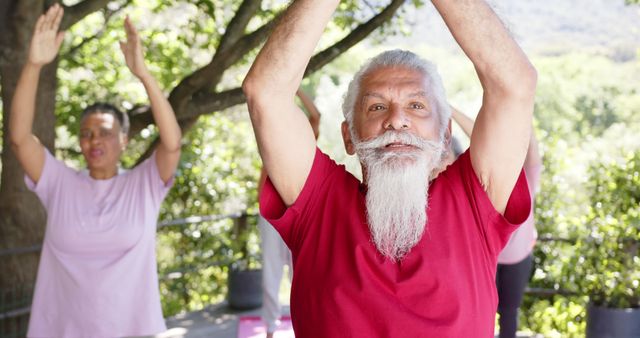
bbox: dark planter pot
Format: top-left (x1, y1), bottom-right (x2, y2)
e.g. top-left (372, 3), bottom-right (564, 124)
top-left (586, 304), bottom-right (640, 338)
top-left (227, 267), bottom-right (263, 310)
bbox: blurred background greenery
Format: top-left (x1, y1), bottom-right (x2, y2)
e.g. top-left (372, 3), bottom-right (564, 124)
top-left (1, 0), bottom-right (638, 337)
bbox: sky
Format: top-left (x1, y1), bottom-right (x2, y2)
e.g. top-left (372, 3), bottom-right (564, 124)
top-left (399, 0), bottom-right (640, 58)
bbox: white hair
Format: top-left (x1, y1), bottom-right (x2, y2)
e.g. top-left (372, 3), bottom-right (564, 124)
top-left (342, 49), bottom-right (451, 141)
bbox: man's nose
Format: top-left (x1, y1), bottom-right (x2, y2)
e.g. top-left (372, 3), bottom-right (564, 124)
top-left (383, 104), bottom-right (410, 131)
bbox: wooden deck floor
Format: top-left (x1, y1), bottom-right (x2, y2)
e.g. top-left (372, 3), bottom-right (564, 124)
top-left (151, 303), bottom-right (539, 338)
top-left (153, 302), bottom-right (289, 338)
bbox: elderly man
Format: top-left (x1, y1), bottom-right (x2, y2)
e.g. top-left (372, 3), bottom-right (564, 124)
top-left (243, 0), bottom-right (537, 337)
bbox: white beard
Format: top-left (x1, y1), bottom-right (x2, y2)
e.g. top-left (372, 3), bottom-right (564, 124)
top-left (355, 131), bottom-right (444, 261)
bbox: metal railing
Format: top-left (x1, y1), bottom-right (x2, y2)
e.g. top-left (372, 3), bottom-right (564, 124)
top-left (0, 212), bottom-right (251, 258)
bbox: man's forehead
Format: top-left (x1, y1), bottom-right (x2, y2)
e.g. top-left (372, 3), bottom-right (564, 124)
top-left (360, 68), bottom-right (430, 91)
top-left (362, 65), bottom-right (426, 80)
top-left (362, 90), bottom-right (430, 100)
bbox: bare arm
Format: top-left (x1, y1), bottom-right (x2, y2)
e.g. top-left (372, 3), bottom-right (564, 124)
top-left (243, 0), bottom-right (339, 206)
top-left (450, 105), bottom-right (474, 138)
top-left (9, 4), bottom-right (65, 183)
top-left (120, 17), bottom-right (181, 184)
top-left (432, 0), bottom-right (537, 214)
top-left (451, 105), bottom-right (541, 172)
top-left (524, 130), bottom-right (541, 170)
top-left (296, 89), bottom-right (321, 139)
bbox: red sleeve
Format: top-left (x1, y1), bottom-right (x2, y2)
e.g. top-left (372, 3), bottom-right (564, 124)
top-left (446, 150), bottom-right (532, 256)
top-left (259, 148), bottom-right (337, 252)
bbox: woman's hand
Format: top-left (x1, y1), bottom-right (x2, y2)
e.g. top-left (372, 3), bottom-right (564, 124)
top-left (28, 4), bottom-right (65, 67)
top-left (120, 16), bottom-right (150, 80)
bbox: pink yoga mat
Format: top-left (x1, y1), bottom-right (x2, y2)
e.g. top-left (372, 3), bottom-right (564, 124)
top-left (237, 316), bottom-right (294, 338)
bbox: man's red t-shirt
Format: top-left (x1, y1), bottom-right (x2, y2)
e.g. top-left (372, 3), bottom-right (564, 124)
top-left (260, 148), bottom-right (531, 338)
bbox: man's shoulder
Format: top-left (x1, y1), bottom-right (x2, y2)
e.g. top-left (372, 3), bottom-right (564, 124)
top-left (433, 150), bottom-right (471, 186)
top-left (310, 149), bottom-right (361, 192)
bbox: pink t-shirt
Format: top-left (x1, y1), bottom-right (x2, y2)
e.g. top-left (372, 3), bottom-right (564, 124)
top-left (25, 150), bottom-right (172, 338)
top-left (497, 162), bottom-right (542, 264)
top-left (260, 149), bottom-right (531, 338)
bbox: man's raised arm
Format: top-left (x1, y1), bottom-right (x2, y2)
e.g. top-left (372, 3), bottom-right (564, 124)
top-left (243, 0), bottom-right (339, 206)
top-left (432, 0), bottom-right (537, 214)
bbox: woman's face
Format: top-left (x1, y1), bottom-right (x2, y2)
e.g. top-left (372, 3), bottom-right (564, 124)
top-left (79, 112), bottom-right (128, 178)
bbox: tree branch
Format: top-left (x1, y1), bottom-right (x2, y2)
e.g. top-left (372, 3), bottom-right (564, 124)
top-left (201, 19), bottom-right (277, 91)
top-left (127, 104), bottom-right (154, 138)
top-left (133, 137), bottom-right (160, 166)
top-left (131, 87), bottom-right (246, 165)
top-left (185, 87), bottom-right (245, 119)
top-left (61, 0), bottom-right (113, 30)
top-left (306, 0), bottom-right (406, 75)
top-left (216, 0), bottom-right (262, 55)
top-left (0, 0), bottom-right (14, 66)
top-left (165, 0), bottom-right (263, 107)
top-left (132, 0), bottom-right (407, 164)
top-left (129, 87), bottom-right (246, 138)
top-left (167, 19), bottom-right (276, 115)
top-left (60, 3), bottom-right (128, 60)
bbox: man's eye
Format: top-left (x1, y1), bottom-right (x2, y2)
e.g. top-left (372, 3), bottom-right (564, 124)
top-left (80, 131), bottom-right (91, 139)
top-left (369, 104), bottom-right (385, 111)
top-left (410, 102), bottom-right (425, 109)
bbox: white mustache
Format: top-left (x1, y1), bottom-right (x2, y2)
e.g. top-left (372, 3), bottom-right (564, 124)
top-left (355, 130), bottom-right (432, 152)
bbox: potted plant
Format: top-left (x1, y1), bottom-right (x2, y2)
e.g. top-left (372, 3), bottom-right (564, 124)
top-left (227, 213), bottom-right (263, 310)
top-left (573, 152), bottom-right (640, 338)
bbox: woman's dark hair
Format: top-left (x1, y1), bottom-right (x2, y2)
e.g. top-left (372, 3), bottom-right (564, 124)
top-left (80, 103), bottom-right (130, 134)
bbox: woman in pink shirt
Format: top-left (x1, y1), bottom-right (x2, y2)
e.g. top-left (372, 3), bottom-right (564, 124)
top-left (9, 4), bottom-right (181, 337)
top-left (451, 106), bottom-right (541, 338)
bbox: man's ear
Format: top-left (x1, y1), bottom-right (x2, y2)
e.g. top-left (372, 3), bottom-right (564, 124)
top-left (443, 118), bottom-right (452, 150)
top-left (341, 121), bottom-right (356, 155)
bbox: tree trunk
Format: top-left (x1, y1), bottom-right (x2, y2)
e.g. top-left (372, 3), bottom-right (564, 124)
top-left (0, 0), bottom-right (55, 297)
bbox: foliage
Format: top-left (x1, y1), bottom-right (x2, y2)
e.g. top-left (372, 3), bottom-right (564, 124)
top-left (52, 0), bottom-right (419, 157)
top-left (155, 110), bottom-right (262, 316)
top-left (570, 152), bottom-right (640, 309)
top-left (521, 296), bottom-right (586, 338)
top-left (508, 52), bottom-right (640, 335)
